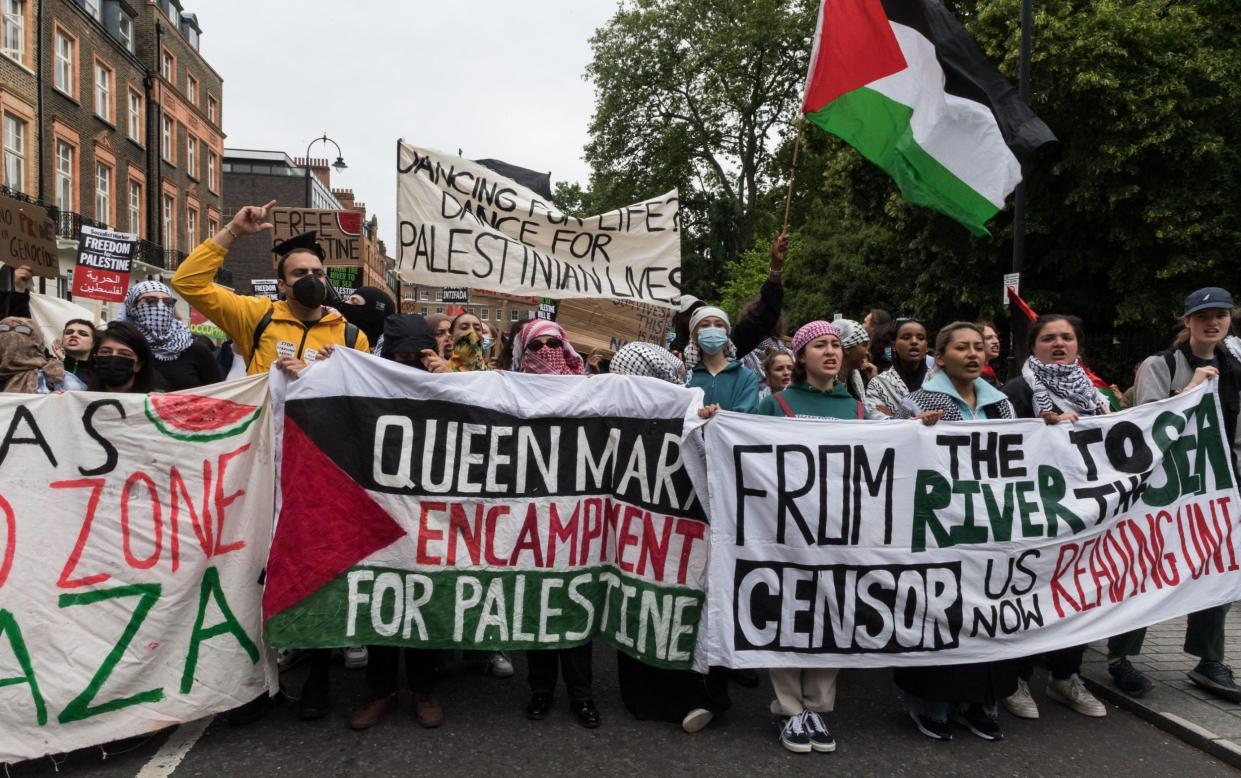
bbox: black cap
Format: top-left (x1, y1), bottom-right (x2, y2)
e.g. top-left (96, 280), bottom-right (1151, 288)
top-left (1184, 287), bottom-right (1234, 316)
top-left (273, 231), bottom-right (326, 261)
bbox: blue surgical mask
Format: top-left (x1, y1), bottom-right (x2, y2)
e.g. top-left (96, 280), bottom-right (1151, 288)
top-left (482, 337), bottom-right (492, 353)
top-left (697, 327), bottom-right (729, 355)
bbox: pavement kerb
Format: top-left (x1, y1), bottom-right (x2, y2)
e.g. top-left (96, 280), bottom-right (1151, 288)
top-left (1081, 676), bottom-right (1241, 770)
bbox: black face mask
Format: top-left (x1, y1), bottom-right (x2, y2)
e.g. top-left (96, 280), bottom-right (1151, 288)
top-left (340, 302), bottom-right (387, 343)
top-left (94, 355), bottom-right (137, 387)
top-left (290, 275), bottom-right (327, 308)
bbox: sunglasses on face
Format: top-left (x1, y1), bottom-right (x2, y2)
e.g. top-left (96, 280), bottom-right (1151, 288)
top-left (0, 323), bottom-right (34, 335)
top-left (134, 297), bottom-right (177, 308)
top-left (527, 338), bottom-right (563, 352)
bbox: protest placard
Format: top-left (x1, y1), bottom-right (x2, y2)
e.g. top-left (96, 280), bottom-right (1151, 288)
top-left (326, 266), bottom-right (363, 297)
top-left (556, 299), bottom-right (670, 357)
top-left (696, 383), bottom-right (1241, 668)
top-left (441, 287), bottom-right (469, 304)
top-left (0, 193), bottom-right (58, 278)
top-left (263, 348), bottom-right (708, 669)
top-left (0, 377), bottom-right (276, 763)
top-left (396, 142), bottom-right (681, 306)
top-left (270, 208), bottom-right (365, 265)
top-left (251, 278), bottom-right (279, 300)
top-left (189, 308), bottom-right (227, 340)
top-left (70, 226), bottom-right (136, 303)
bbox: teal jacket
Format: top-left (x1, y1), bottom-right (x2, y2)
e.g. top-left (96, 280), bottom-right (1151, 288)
top-left (896, 370), bottom-right (1014, 420)
top-left (754, 381), bottom-right (861, 419)
top-left (689, 359), bottom-right (760, 413)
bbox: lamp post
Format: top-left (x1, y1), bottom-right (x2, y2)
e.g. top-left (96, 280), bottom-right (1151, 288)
top-left (1007, 0), bottom-right (1033, 378)
top-left (303, 133), bottom-right (348, 207)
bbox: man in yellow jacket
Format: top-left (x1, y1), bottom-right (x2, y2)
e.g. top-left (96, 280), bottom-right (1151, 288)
top-left (172, 199), bottom-right (369, 375)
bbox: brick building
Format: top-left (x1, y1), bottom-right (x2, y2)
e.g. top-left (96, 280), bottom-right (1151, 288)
top-left (0, 0), bottom-right (225, 301)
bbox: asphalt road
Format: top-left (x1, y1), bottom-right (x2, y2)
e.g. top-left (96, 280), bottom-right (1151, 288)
top-left (9, 647), bottom-right (1238, 777)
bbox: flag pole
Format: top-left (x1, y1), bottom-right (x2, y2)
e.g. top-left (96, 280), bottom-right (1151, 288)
top-left (1007, 0), bottom-right (1033, 378)
top-left (781, 119), bottom-right (805, 231)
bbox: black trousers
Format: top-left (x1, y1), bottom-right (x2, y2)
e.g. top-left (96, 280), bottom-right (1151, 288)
top-left (1015, 645), bottom-right (1086, 681)
top-left (528, 644), bottom-right (593, 701)
top-left (305, 648), bottom-right (331, 688)
top-left (367, 646), bottom-right (438, 695)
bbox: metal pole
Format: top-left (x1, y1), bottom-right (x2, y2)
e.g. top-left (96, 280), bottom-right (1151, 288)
top-left (1008, 0), bottom-right (1033, 378)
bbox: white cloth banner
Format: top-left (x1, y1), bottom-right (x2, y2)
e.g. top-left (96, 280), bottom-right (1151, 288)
top-left (700, 383), bottom-right (1241, 668)
top-left (0, 376), bottom-right (276, 763)
top-left (395, 141), bottom-right (681, 306)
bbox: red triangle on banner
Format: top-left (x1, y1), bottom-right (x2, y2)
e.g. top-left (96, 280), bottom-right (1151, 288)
top-left (262, 417), bottom-right (407, 619)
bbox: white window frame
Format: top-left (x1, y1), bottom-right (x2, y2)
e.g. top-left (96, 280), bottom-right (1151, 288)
top-left (118, 15), bottom-right (133, 53)
top-left (127, 90), bottom-right (141, 140)
top-left (94, 61), bottom-right (111, 122)
top-left (186, 135), bottom-right (195, 177)
top-left (2, 0), bottom-right (24, 62)
top-left (479, 308), bottom-right (489, 321)
top-left (83, 0), bottom-right (100, 20)
top-left (54, 31), bottom-right (73, 94)
top-left (206, 151), bottom-right (216, 190)
top-left (55, 141), bottom-right (72, 210)
top-left (510, 309), bottom-right (519, 322)
top-left (162, 193), bottom-right (175, 248)
top-left (3, 113), bottom-right (24, 192)
top-left (186, 206), bottom-right (197, 244)
top-left (128, 179), bottom-right (141, 234)
top-left (161, 115), bottom-right (173, 162)
top-left (94, 163), bottom-right (111, 225)
top-left (207, 95), bottom-right (216, 124)
top-left (186, 74), bottom-right (197, 106)
top-left (160, 49), bottom-right (173, 81)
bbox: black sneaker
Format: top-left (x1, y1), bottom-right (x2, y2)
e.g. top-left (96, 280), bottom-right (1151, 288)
top-left (956, 704), bottom-right (1004, 741)
top-left (802, 711), bottom-right (837, 753)
top-left (572, 699), bottom-right (601, 729)
top-left (1108, 657), bottom-right (1155, 697)
top-left (526, 692), bottom-right (553, 721)
top-left (1188, 661), bottom-right (1241, 702)
top-left (298, 679), bottom-right (331, 720)
top-left (909, 711), bottom-right (952, 741)
top-left (780, 713), bottom-right (812, 753)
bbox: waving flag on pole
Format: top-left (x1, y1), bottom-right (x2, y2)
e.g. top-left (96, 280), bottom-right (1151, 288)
top-left (803, 0), bottom-right (1055, 234)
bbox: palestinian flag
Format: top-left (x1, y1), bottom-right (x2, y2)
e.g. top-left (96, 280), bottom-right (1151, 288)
top-left (803, 0), bottom-right (1056, 234)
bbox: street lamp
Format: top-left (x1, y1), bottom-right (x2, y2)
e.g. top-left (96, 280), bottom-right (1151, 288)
top-left (303, 133), bottom-right (348, 207)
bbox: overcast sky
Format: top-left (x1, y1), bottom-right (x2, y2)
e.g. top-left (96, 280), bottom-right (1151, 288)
top-left (200, 0), bottom-right (620, 252)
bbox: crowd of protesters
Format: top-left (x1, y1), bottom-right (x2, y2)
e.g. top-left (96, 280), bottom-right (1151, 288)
top-left (2, 201), bottom-right (1240, 755)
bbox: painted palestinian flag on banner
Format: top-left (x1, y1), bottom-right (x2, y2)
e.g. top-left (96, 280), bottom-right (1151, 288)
top-left (262, 348), bottom-right (709, 669)
top-left (803, 0), bottom-right (1056, 234)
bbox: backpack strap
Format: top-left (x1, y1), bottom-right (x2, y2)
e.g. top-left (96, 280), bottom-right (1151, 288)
top-left (856, 401), bottom-right (864, 419)
top-left (775, 393), bottom-right (797, 418)
top-left (345, 322), bottom-right (359, 350)
top-left (246, 305), bottom-right (276, 373)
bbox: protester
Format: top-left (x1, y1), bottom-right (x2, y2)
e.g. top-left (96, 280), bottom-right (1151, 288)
top-left (894, 322), bottom-right (1017, 741)
top-left (172, 201), bottom-right (371, 723)
top-left (979, 321), bottom-right (1003, 386)
top-left (866, 318), bottom-right (930, 417)
top-left (426, 313), bottom-right (453, 359)
top-left (862, 308), bottom-right (891, 339)
top-left (754, 321), bottom-right (856, 753)
top-left (479, 321), bottom-right (497, 368)
top-left (86, 321), bottom-right (164, 393)
top-left (834, 318), bottom-right (880, 413)
top-left (1228, 308), bottom-right (1241, 363)
top-left (1106, 287), bottom-right (1241, 702)
top-left (864, 308), bottom-right (894, 372)
top-left (739, 298), bottom-right (788, 386)
top-left (514, 320), bottom-right (586, 376)
top-left (672, 228), bottom-right (787, 367)
top-left (0, 264), bottom-right (32, 319)
top-left (120, 281), bottom-right (221, 390)
top-left (380, 314), bottom-right (449, 372)
top-left (688, 307), bottom-right (760, 415)
top-left (999, 315), bottom-right (1109, 719)
top-left (609, 341), bottom-right (684, 384)
top-left (497, 319), bottom-right (530, 371)
top-left (57, 318), bottom-right (97, 386)
top-left (761, 349), bottom-right (794, 397)
top-left (339, 286), bottom-right (397, 349)
top-left (0, 316), bottom-right (85, 393)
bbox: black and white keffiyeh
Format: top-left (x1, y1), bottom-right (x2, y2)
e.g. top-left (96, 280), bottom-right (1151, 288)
top-left (1023, 355), bottom-right (1106, 416)
top-left (611, 342), bottom-right (683, 385)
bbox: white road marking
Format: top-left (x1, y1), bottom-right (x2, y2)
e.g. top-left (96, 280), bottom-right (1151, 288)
top-left (133, 716), bottom-right (213, 778)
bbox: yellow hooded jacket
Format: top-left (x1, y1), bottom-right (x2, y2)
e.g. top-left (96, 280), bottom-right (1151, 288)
top-left (171, 239), bottom-right (370, 375)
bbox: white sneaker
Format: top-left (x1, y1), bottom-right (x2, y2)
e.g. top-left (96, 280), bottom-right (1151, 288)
top-left (1002, 678), bottom-right (1040, 719)
top-left (681, 707), bottom-right (714, 733)
top-left (1046, 674), bottom-right (1107, 717)
top-left (343, 646), bottom-right (368, 669)
top-left (488, 652), bottom-right (514, 678)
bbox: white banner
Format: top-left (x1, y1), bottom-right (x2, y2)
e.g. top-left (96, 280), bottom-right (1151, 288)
top-left (396, 142), bottom-right (681, 306)
top-left (700, 382), bottom-right (1241, 668)
top-left (0, 377), bottom-right (276, 763)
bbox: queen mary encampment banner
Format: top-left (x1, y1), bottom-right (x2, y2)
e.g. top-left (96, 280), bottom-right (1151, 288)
top-left (697, 382), bottom-right (1241, 669)
top-left (262, 348), bottom-right (710, 670)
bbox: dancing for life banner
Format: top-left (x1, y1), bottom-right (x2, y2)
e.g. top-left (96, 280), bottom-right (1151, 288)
top-left (0, 376), bottom-right (276, 763)
top-left (395, 141), bottom-right (681, 306)
top-left (263, 348), bottom-right (708, 669)
top-left (699, 383), bottom-right (1241, 669)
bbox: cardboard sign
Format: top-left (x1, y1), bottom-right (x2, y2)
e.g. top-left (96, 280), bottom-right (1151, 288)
top-left (326, 266), bottom-right (362, 297)
top-left (270, 208), bottom-right (365, 265)
top-left (71, 226), bottom-right (137, 302)
top-left (252, 278), bottom-right (279, 300)
top-left (0, 193), bottom-right (58, 278)
top-left (189, 308), bottom-right (227, 340)
top-left (556, 298), bottom-right (670, 357)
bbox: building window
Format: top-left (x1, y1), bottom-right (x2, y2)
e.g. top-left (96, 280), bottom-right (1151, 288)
top-left (94, 62), bottom-right (111, 122)
top-left (83, 0), bottom-right (100, 19)
top-left (419, 288), bottom-right (428, 301)
top-left (510, 309), bottom-right (519, 322)
top-left (161, 115), bottom-right (173, 162)
top-left (186, 206), bottom-right (197, 244)
top-left (435, 290), bottom-right (443, 302)
top-left (118, 15), bottom-right (133, 52)
top-left (495, 308), bottom-right (502, 321)
top-left (162, 193), bottom-right (175, 249)
top-left (206, 151), bottom-right (216, 190)
top-left (166, 1), bottom-right (179, 27)
top-left (54, 30), bottom-right (73, 95)
top-left (207, 216), bottom-right (218, 236)
top-left (95, 164), bottom-right (111, 226)
top-left (160, 49), bottom-right (173, 81)
top-left (55, 141), bottom-right (72, 210)
top-left (207, 95), bottom-right (217, 124)
top-left (479, 308), bottom-right (489, 321)
top-left (186, 75), bottom-right (197, 105)
top-left (186, 136), bottom-right (195, 177)
top-left (2, 0), bottom-right (23, 62)
top-left (420, 306), bottom-right (428, 316)
top-left (128, 179), bottom-right (141, 234)
top-left (2, 114), bottom-right (24, 193)
top-left (127, 89), bottom-right (141, 140)
top-left (435, 307), bottom-right (443, 314)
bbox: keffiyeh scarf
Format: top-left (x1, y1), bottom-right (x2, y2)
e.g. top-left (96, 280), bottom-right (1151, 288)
top-left (121, 281), bottom-right (194, 361)
top-left (1023, 355), bottom-right (1106, 416)
top-left (611, 342), bottom-right (683, 384)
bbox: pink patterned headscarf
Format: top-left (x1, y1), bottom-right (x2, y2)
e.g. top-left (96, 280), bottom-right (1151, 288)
top-left (792, 320), bottom-right (842, 355)
top-left (515, 320), bottom-right (585, 376)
